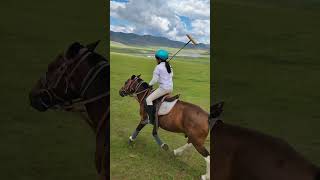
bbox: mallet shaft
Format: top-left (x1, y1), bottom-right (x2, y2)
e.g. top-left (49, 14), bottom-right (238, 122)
top-left (168, 40), bottom-right (191, 62)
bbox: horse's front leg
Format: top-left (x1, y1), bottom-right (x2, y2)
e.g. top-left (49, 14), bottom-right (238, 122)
top-left (129, 122), bottom-right (146, 143)
top-left (152, 123), bottom-right (169, 151)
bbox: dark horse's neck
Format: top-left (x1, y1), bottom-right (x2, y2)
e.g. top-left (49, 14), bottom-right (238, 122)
top-left (85, 96), bottom-right (108, 176)
top-left (82, 54), bottom-right (109, 131)
top-left (85, 96), bottom-right (108, 130)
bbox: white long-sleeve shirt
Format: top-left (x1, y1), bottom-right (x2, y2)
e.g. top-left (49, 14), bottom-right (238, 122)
top-left (149, 62), bottom-right (173, 90)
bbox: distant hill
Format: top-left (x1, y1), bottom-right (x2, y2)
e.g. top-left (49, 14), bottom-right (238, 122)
top-left (110, 31), bottom-right (210, 50)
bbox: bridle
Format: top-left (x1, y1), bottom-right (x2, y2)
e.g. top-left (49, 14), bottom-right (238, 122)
top-left (39, 47), bottom-right (109, 111)
top-left (120, 76), bottom-right (152, 104)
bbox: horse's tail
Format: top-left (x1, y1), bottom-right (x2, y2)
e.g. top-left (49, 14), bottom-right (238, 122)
top-left (209, 101), bottom-right (224, 130)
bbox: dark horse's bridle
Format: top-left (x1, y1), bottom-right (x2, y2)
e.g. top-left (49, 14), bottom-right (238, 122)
top-left (39, 47), bottom-right (109, 111)
top-left (120, 76), bottom-right (152, 103)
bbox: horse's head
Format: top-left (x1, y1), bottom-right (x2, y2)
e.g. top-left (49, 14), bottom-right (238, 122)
top-left (119, 74), bottom-right (149, 97)
top-left (29, 40), bottom-right (108, 111)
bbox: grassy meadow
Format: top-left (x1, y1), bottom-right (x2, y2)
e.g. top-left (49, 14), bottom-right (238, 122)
top-left (213, 0), bottom-right (320, 165)
top-left (0, 0), bottom-right (107, 179)
top-left (110, 43), bottom-right (210, 179)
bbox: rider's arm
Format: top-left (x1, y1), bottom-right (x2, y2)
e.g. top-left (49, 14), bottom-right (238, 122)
top-left (149, 66), bottom-right (159, 86)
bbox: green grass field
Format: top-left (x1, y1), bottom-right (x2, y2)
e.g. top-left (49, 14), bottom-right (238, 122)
top-left (213, 0), bottom-right (320, 165)
top-left (0, 0), bottom-right (107, 179)
top-left (110, 45), bottom-right (210, 179)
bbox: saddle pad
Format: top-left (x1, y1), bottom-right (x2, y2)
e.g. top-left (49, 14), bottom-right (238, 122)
top-left (158, 99), bottom-right (178, 115)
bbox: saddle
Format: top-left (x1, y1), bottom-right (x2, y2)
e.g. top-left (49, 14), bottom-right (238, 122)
top-left (154, 94), bottom-right (180, 116)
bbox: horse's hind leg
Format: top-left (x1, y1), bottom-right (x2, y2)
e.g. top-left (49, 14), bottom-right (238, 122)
top-left (173, 141), bottom-right (193, 156)
top-left (191, 139), bottom-right (210, 180)
top-left (129, 122), bottom-right (146, 143)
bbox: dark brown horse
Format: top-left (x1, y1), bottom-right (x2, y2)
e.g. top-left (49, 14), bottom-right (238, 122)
top-left (29, 41), bottom-right (109, 180)
top-left (119, 74), bottom-right (211, 179)
top-left (210, 104), bottom-right (320, 180)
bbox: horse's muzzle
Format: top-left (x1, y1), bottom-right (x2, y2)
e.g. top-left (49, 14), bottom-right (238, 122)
top-left (119, 90), bottom-right (126, 97)
top-left (29, 91), bottom-right (52, 112)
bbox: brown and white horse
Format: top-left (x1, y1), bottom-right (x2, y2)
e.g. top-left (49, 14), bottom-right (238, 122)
top-left (29, 41), bottom-right (109, 180)
top-left (119, 75), bottom-right (211, 179)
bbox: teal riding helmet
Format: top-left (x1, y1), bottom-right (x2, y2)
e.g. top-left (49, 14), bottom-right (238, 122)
top-left (155, 49), bottom-right (169, 61)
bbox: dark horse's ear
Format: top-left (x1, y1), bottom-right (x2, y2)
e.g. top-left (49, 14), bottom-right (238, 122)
top-left (66, 42), bottom-right (83, 59)
top-left (137, 74), bottom-right (141, 78)
top-left (86, 40), bottom-right (100, 52)
top-left (131, 75), bottom-right (136, 80)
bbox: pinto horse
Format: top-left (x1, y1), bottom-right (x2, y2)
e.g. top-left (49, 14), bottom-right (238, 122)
top-left (119, 74), bottom-right (211, 179)
top-left (29, 41), bottom-right (109, 180)
top-left (210, 104), bottom-right (320, 180)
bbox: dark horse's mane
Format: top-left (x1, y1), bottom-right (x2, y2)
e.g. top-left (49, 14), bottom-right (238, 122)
top-left (66, 42), bottom-right (108, 67)
top-left (87, 52), bottom-right (108, 66)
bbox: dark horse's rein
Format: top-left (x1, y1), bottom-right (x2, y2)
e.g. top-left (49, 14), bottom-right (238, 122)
top-left (40, 48), bottom-right (109, 131)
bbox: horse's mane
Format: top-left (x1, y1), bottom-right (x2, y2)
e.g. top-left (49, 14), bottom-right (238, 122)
top-left (87, 52), bottom-right (108, 67)
top-left (136, 78), bottom-right (149, 89)
top-left (66, 42), bottom-right (109, 68)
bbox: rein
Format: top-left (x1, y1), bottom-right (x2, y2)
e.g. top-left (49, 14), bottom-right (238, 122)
top-left (121, 77), bottom-right (152, 104)
top-left (41, 47), bottom-right (109, 111)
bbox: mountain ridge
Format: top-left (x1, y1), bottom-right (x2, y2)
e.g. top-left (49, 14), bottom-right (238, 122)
top-left (110, 31), bottom-right (210, 49)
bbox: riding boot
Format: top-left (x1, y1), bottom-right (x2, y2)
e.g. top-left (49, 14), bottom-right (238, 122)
top-left (146, 105), bottom-right (156, 124)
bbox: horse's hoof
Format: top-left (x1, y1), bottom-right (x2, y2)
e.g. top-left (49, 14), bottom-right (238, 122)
top-left (128, 136), bottom-right (135, 145)
top-left (161, 143), bottom-right (169, 151)
top-left (173, 149), bottom-right (181, 156)
top-left (201, 175), bottom-right (209, 180)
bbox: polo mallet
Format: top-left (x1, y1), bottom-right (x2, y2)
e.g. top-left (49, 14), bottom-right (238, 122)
top-left (168, 34), bottom-right (198, 62)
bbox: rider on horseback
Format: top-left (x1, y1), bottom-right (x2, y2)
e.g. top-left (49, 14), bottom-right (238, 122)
top-left (146, 49), bottom-right (173, 124)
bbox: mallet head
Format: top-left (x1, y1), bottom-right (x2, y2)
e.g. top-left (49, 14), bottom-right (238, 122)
top-left (186, 34), bottom-right (198, 45)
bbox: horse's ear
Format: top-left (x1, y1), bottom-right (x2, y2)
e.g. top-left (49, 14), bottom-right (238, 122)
top-left (86, 40), bottom-right (100, 52)
top-left (137, 74), bottom-right (141, 78)
top-left (131, 75), bottom-right (136, 80)
top-left (66, 42), bottom-right (83, 59)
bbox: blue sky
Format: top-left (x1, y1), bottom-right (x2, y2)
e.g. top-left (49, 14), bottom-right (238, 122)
top-left (110, 0), bottom-right (210, 44)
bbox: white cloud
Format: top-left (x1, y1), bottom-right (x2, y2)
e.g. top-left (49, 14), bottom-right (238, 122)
top-left (191, 19), bottom-right (210, 44)
top-left (110, 25), bottom-right (135, 33)
top-left (168, 0), bottom-right (210, 20)
top-left (110, 1), bottom-right (126, 18)
top-left (110, 0), bottom-right (210, 44)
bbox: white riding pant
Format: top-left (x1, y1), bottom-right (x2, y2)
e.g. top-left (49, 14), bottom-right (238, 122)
top-left (146, 88), bottom-right (172, 105)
